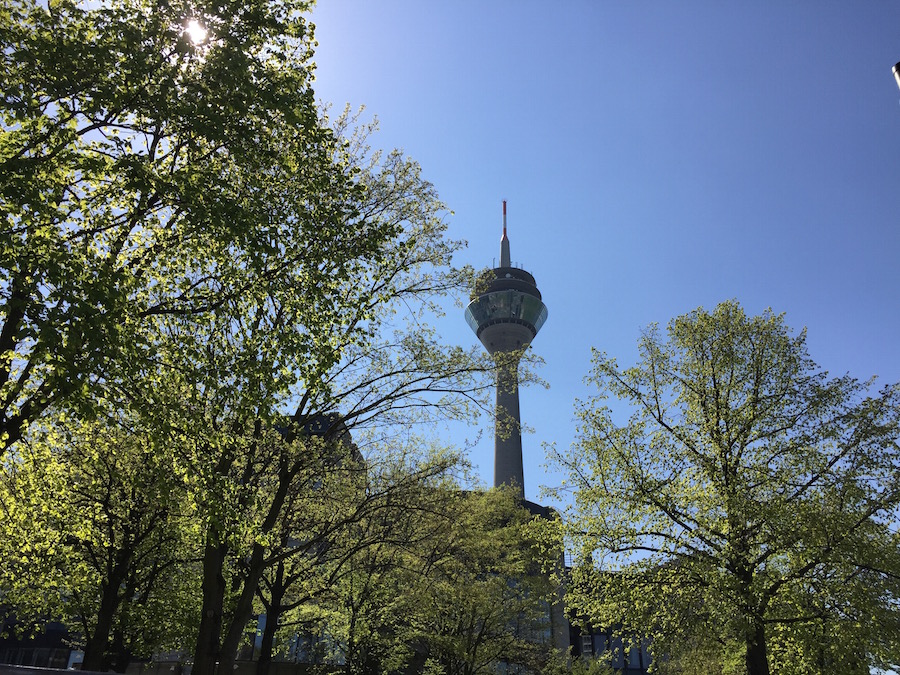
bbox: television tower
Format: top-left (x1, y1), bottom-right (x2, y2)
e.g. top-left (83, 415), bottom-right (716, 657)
top-left (464, 201), bottom-right (548, 497)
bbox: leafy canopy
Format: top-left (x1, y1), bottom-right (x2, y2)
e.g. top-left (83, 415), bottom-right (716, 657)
top-left (547, 301), bottom-right (900, 675)
top-left (0, 0), bottom-right (365, 452)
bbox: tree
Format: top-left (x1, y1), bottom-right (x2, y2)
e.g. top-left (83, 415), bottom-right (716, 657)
top-left (141, 136), bottom-right (491, 675)
top-left (2, 4), bottom-right (503, 673)
top-left (2, 0), bottom-right (494, 670)
top-left (0, 0), bottom-right (361, 455)
top-left (251, 441), bottom-right (465, 675)
top-left (413, 489), bottom-right (556, 675)
top-left (548, 301), bottom-right (900, 675)
top-left (0, 409), bottom-right (199, 670)
top-left (335, 486), bottom-right (558, 675)
top-left (251, 438), bottom-right (463, 675)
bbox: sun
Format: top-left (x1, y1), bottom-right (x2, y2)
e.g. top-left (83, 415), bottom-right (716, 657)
top-left (184, 18), bottom-right (208, 45)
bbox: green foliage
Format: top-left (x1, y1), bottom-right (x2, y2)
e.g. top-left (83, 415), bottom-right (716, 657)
top-left (547, 301), bottom-right (900, 675)
top-left (1, 0), bottom-right (502, 671)
top-left (249, 438), bottom-right (463, 670)
top-left (469, 268), bottom-right (495, 301)
top-left (0, 408), bottom-right (199, 661)
top-left (137, 113), bottom-right (493, 673)
top-left (334, 485), bottom-right (559, 675)
top-left (0, 0), bottom-right (361, 454)
top-left (541, 653), bottom-right (616, 675)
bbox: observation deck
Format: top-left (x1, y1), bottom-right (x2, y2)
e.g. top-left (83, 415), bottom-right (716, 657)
top-left (464, 266), bottom-right (548, 354)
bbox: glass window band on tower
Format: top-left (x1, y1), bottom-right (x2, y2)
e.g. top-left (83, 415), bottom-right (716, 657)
top-left (464, 291), bottom-right (549, 337)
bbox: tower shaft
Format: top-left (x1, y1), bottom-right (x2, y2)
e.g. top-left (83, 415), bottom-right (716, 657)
top-left (494, 356), bottom-right (524, 496)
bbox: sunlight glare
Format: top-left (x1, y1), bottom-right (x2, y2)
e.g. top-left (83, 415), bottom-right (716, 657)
top-left (184, 18), bottom-right (208, 45)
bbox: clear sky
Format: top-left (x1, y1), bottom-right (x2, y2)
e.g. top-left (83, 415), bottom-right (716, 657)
top-left (309, 1), bottom-right (900, 504)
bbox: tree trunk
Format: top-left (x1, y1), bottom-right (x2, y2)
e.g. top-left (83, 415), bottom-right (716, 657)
top-left (745, 621), bottom-right (770, 675)
top-left (81, 566), bottom-right (128, 671)
top-left (193, 538), bottom-right (230, 675)
top-left (221, 467), bottom-right (294, 670)
top-left (256, 562), bottom-right (285, 675)
top-left (257, 605), bottom-right (281, 675)
top-left (219, 542), bottom-right (268, 671)
top-left (110, 626), bottom-right (131, 673)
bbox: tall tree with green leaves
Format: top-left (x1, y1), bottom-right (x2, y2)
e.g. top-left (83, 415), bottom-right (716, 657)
top-left (252, 439), bottom-right (465, 675)
top-left (2, 4), bottom-right (508, 674)
top-left (0, 410), bottom-right (199, 670)
top-left (137, 133), bottom-right (492, 675)
top-left (2, 1), bottom-right (496, 672)
top-left (0, 0), bottom-right (362, 455)
top-left (334, 485), bottom-right (558, 675)
top-left (410, 490), bottom-right (556, 675)
top-left (547, 301), bottom-right (900, 675)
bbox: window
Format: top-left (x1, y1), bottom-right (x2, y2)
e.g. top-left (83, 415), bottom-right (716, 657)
top-left (581, 634), bottom-right (593, 655)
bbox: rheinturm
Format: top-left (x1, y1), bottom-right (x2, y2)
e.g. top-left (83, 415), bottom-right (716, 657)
top-left (464, 201), bottom-right (548, 498)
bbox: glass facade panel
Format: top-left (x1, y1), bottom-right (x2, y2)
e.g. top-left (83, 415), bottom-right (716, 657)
top-left (464, 291), bottom-right (548, 335)
top-left (629, 647), bottom-right (641, 667)
top-left (610, 636), bottom-right (624, 669)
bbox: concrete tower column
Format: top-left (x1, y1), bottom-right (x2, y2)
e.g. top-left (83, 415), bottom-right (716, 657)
top-left (495, 355), bottom-right (524, 495)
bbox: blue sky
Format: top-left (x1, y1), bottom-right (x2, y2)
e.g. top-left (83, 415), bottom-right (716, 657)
top-left (309, 2), bottom-right (900, 503)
